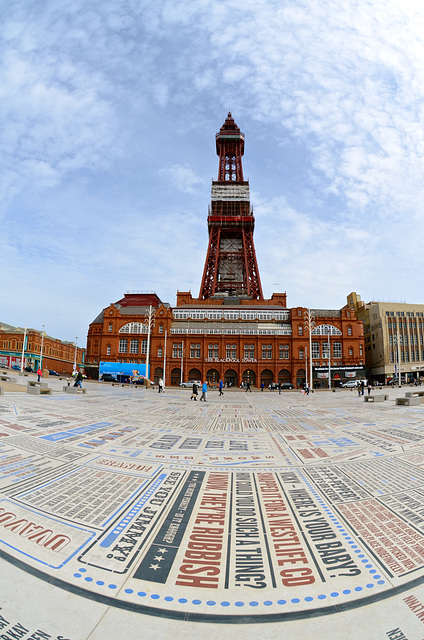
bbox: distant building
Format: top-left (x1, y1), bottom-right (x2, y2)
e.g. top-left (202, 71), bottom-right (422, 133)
top-left (0, 322), bottom-right (85, 374)
top-left (86, 115), bottom-right (365, 387)
top-left (347, 292), bottom-right (424, 383)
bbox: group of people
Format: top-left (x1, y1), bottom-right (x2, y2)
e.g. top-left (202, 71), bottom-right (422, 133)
top-left (190, 379), bottom-right (224, 402)
top-left (357, 380), bottom-right (373, 396)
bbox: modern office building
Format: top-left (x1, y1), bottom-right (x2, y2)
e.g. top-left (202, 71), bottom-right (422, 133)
top-left (86, 115), bottom-right (365, 387)
top-left (347, 292), bottom-right (424, 383)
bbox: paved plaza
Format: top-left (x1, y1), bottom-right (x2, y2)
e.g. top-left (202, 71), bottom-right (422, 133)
top-left (1, 377), bottom-right (424, 639)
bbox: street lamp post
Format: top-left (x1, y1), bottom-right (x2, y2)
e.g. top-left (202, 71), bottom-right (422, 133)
top-left (327, 327), bottom-right (331, 390)
top-left (40, 324), bottom-right (45, 370)
top-left (394, 329), bottom-right (402, 386)
top-left (20, 325), bottom-right (27, 373)
top-left (73, 337), bottom-right (78, 373)
top-left (180, 342), bottom-right (184, 385)
top-left (144, 306), bottom-right (156, 382)
top-left (163, 330), bottom-right (167, 389)
top-left (304, 308), bottom-right (315, 391)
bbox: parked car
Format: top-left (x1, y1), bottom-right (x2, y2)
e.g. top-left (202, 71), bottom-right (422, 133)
top-left (180, 380), bottom-right (201, 388)
top-left (101, 373), bottom-right (117, 382)
top-left (341, 380), bottom-right (358, 388)
top-left (48, 369), bottom-right (60, 376)
top-left (0, 363), bottom-right (8, 369)
top-left (280, 382), bottom-right (295, 390)
top-left (11, 365), bottom-right (21, 371)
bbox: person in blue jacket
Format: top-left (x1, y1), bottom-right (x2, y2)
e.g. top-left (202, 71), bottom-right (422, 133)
top-left (200, 381), bottom-right (208, 402)
top-left (219, 379), bottom-right (224, 396)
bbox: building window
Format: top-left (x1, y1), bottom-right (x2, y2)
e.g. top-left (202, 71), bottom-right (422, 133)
top-left (311, 342), bottom-right (320, 359)
top-left (208, 344), bottom-right (219, 359)
top-left (159, 325), bottom-right (164, 334)
top-left (158, 347), bottom-right (163, 357)
top-left (262, 344), bottom-right (272, 359)
top-left (173, 343), bottom-right (183, 358)
top-left (190, 343), bottom-right (201, 358)
top-left (108, 323), bottom-right (113, 332)
top-left (299, 349), bottom-right (304, 359)
top-left (244, 344), bottom-right (255, 359)
top-left (298, 326), bottom-right (303, 335)
top-left (141, 339), bottom-right (148, 354)
top-left (119, 339), bottom-right (128, 353)
top-left (226, 344), bottom-right (237, 359)
top-left (333, 342), bottom-right (342, 358)
top-left (279, 345), bottom-right (289, 359)
top-left (359, 345), bottom-right (363, 356)
top-left (349, 348), bottom-right (353, 356)
top-left (347, 326), bottom-right (352, 336)
top-left (130, 339), bottom-right (139, 354)
top-left (322, 342), bottom-right (330, 358)
top-left (106, 345), bottom-right (111, 355)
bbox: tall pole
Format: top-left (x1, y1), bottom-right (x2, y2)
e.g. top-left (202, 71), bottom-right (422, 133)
top-left (304, 308), bottom-right (315, 391)
top-left (397, 328), bottom-right (402, 386)
top-left (144, 305), bottom-right (155, 382)
top-left (328, 327), bottom-right (331, 390)
top-left (40, 324), bottom-right (45, 370)
top-left (180, 341), bottom-right (184, 384)
top-left (73, 337), bottom-right (78, 373)
top-left (163, 330), bottom-right (167, 389)
top-left (305, 346), bottom-right (308, 388)
top-left (20, 325), bottom-right (27, 372)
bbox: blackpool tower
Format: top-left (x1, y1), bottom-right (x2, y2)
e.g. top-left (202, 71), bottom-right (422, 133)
top-left (199, 113), bottom-right (263, 300)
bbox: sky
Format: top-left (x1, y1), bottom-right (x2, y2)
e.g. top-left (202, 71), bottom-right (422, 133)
top-left (2, 0), bottom-right (424, 347)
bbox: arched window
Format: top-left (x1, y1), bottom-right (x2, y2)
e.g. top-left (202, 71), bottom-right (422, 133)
top-left (312, 324), bottom-right (342, 336)
top-left (119, 323), bottom-right (147, 334)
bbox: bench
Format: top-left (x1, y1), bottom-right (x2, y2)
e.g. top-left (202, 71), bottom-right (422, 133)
top-left (396, 397), bottom-right (422, 406)
top-left (63, 386), bottom-right (86, 394)
top-left (27, 386), bottom-right (52, 395)
top-left (28, 381), bottom-right (49, 389)
top-left (405, 390), bottom-right (424, 398)
top-left (364, 394), bottom-right (389, 402)
top-left (0, 375), bottom-right (16, 384)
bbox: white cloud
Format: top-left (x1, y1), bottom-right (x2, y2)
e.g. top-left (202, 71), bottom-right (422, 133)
top-left (159, 164), bottom-right (205, 194)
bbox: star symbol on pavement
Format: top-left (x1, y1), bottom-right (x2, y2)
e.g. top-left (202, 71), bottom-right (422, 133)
top-left (154, 555), bottom-right (164, 562)
top-left (158, 548), bottom-right (168, 553)
top-left (149, 564), bottom-right (160, 571)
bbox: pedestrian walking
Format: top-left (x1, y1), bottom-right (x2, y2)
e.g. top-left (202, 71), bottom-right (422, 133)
top-left (245, 380), bottom-right (251, 392)
top-left (37, 367), bottom-right (42, 382)
top-left (74, 370), bottom-right (83, 388)
top-left (158, 378), bottom-right (164, 393)
top-left (219, 379), bottom-right (224, 396)
top-left (191, 382), bottom-right (198, 401)
top-left (361, 381), bottom-right (365, 396)
top-left (367, 382), bottom-right (372, 396)
top-left (200, 381), bottom-right (208, 402)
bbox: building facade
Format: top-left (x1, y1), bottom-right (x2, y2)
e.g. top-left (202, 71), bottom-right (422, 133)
top-left (0, 322), bottom-right (85, 374)
top-left (347, 292), bottom-right (424, 383)
top-left (86, 115), bottom-right (365, 387)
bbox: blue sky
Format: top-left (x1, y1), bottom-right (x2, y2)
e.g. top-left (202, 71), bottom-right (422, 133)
top-left (2, 0), bottom-right (424, 346)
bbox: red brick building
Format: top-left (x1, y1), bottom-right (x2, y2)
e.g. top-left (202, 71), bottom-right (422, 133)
top-left (0, 322), bottom-right (85, 374)
top-left (86, 115), bottom-right (365, 387)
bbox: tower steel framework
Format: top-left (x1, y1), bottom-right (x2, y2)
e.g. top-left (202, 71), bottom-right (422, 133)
top-left (199, 113), bottom-right (264, 300)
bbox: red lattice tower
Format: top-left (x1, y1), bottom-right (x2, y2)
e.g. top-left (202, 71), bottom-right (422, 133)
top-left (199, 113), bottom-right (263, 299)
